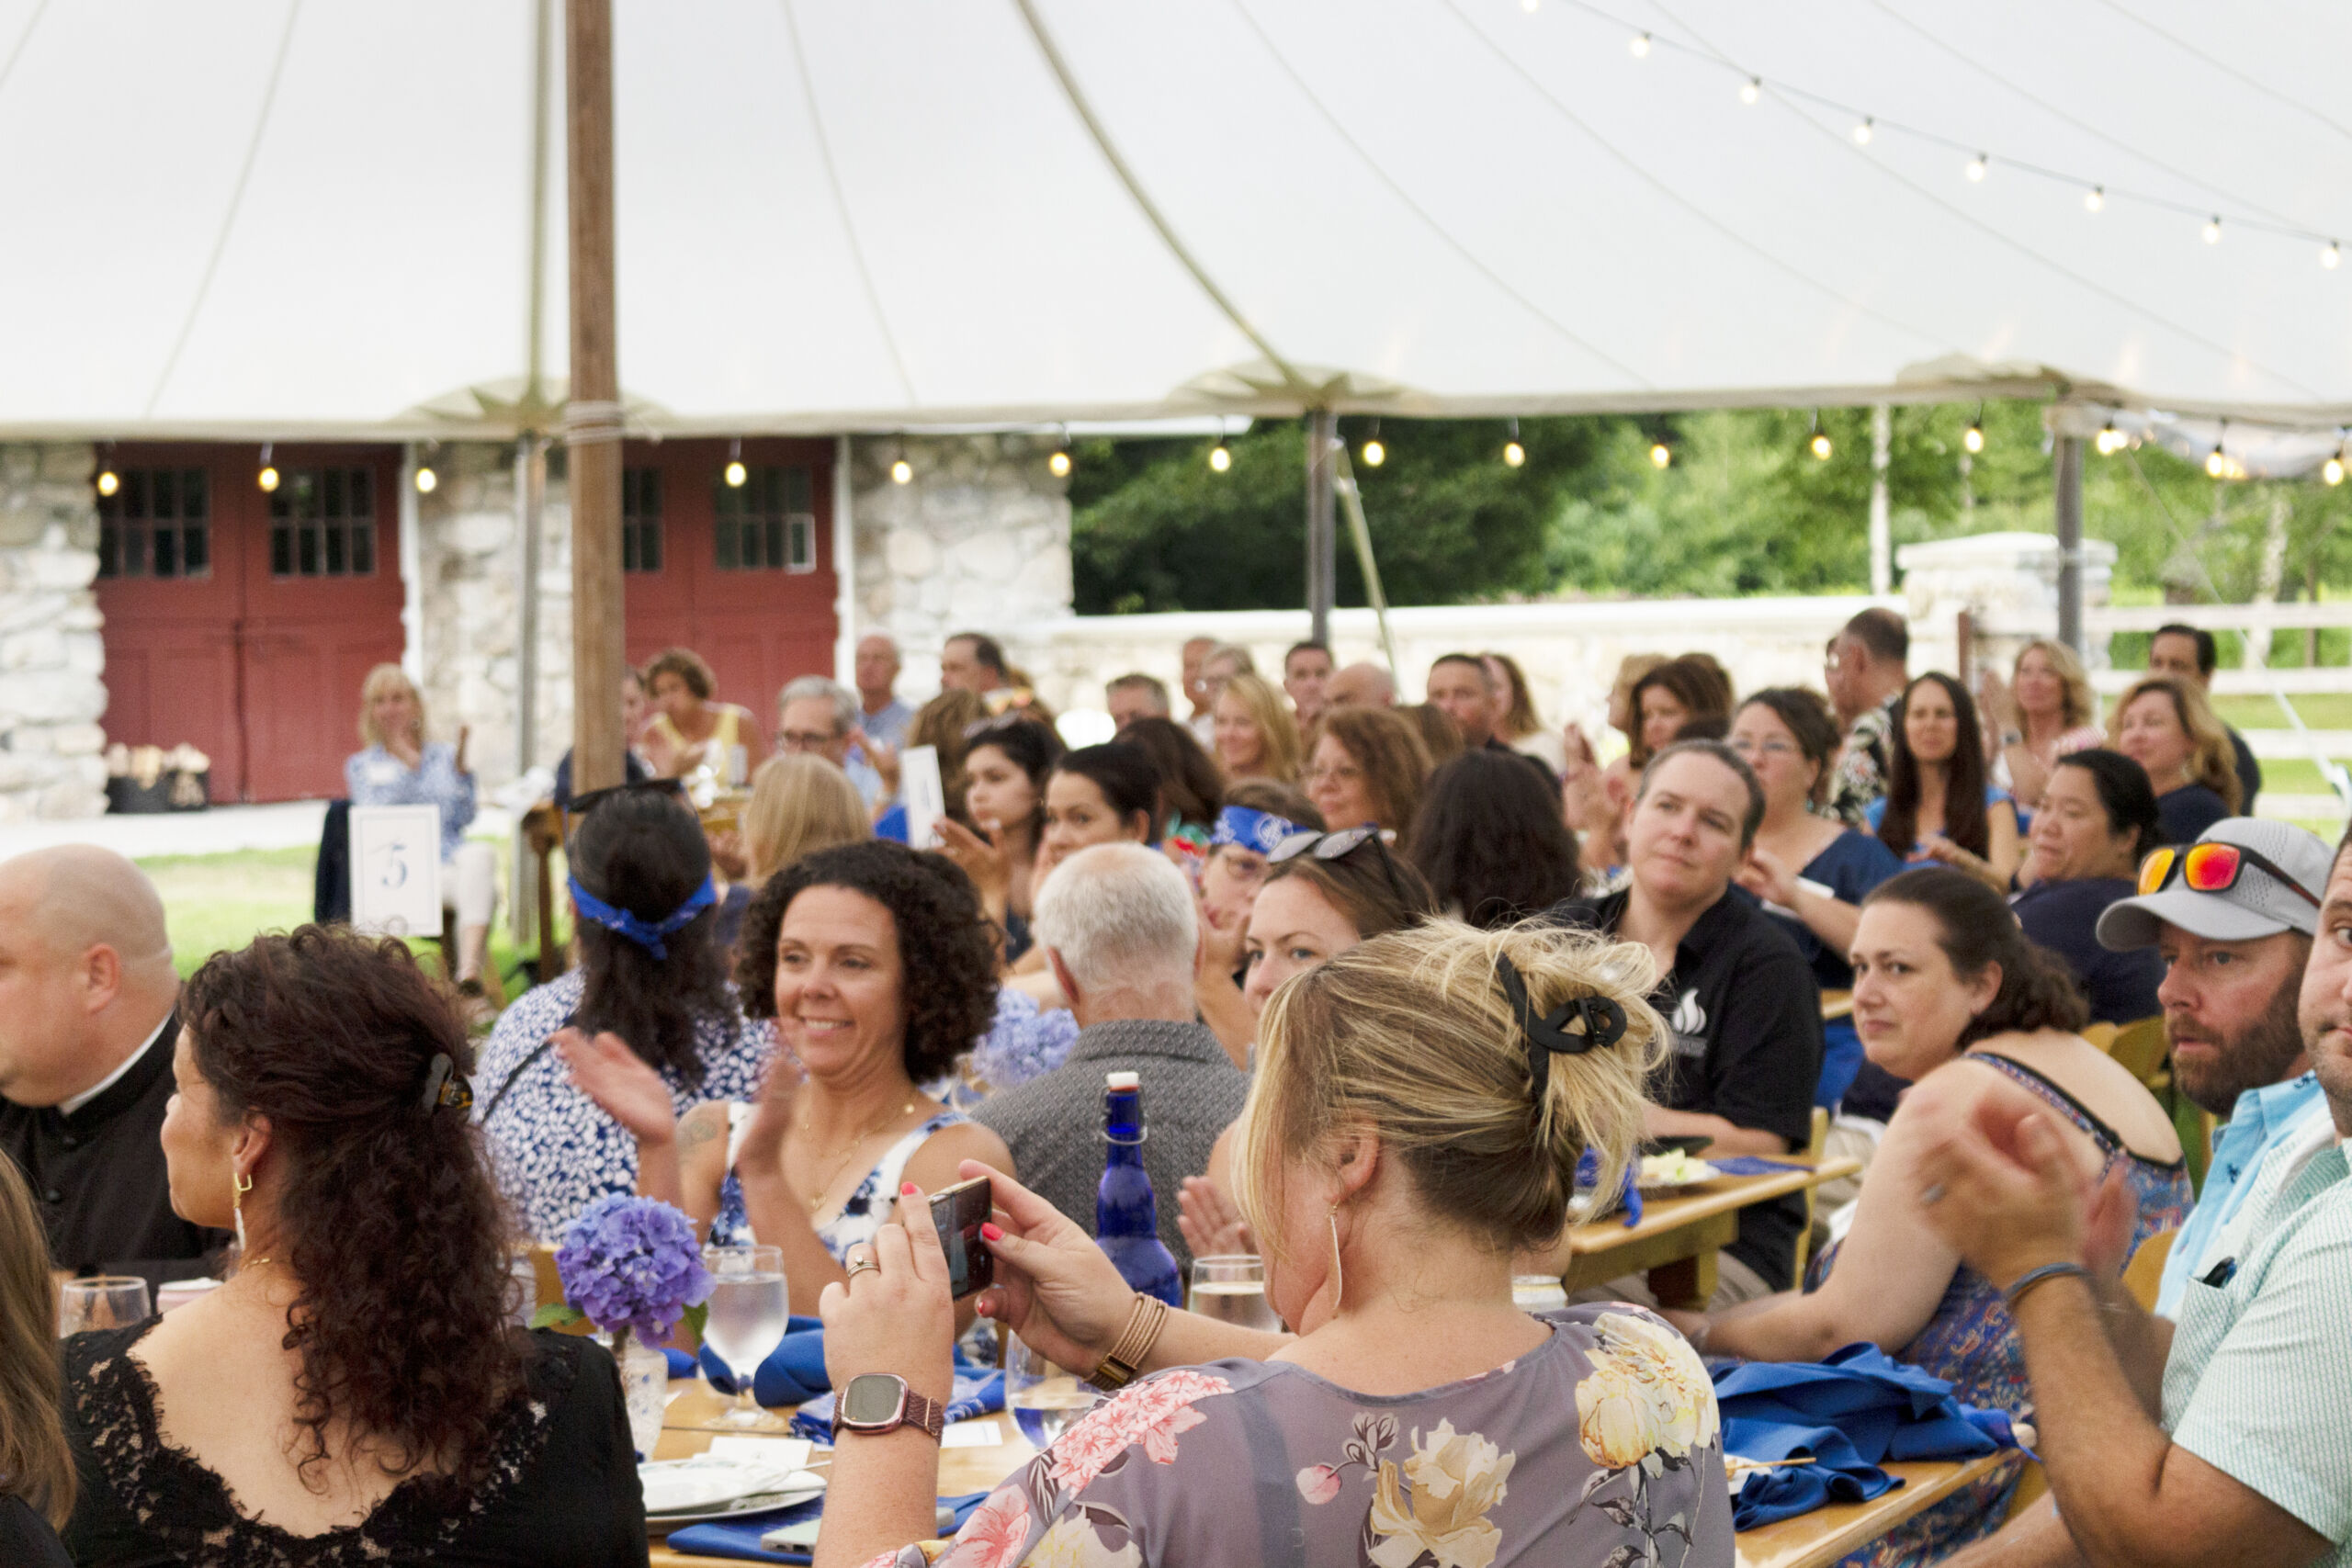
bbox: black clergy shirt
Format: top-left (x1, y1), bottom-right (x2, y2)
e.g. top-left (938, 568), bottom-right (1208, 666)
top-left (1550, 885), bottom-right (1824, 1289)
top-left (0, 1012), bottom-right (228, 1291)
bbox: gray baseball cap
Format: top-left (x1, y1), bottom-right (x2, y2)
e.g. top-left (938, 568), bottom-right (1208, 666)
top-left (2095, 817), bottom-right (2333, 950)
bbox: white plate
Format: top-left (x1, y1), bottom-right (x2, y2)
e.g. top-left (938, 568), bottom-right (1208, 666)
top-left (639, 1455), bottom-right (826, 1518)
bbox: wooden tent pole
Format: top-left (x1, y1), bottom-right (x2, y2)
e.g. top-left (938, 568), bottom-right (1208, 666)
top-left (565, 0), bottom-right (625, 792)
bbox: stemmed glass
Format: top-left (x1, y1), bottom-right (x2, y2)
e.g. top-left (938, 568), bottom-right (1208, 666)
top-left (700, 1245), bottom-right (789, 1428)
top-left (58, 1277), bottom-right (151, 1337)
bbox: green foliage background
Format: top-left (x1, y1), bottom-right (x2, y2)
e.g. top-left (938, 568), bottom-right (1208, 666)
top-left (1069, 403), bottom-right (2352, 655)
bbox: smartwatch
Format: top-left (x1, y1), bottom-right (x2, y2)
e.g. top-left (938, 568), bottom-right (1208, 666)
top-left (832, 1373), bottom-right (946, 1443)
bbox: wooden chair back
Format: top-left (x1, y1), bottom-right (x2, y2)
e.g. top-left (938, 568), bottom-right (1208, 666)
top-left (2106, 1017), bottom-right (2169, 1088)
top-left (2122, 1227), bottom-right (2178, 1313)
top-left (2077, 1021), bottom-right (2119, 1052)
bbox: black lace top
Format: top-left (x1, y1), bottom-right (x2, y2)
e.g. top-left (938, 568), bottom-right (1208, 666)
top-left (61, 1323), bottom-right (648, 1567)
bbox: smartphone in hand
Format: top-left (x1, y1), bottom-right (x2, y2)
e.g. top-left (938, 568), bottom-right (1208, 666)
top-left (927, 1176), bottom-right (994, 1299)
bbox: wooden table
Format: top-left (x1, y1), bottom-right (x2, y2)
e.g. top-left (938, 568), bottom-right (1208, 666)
top-left (1560, 1157), bottom-right (1862, 1308)
top-left (647, 1382), bottom-right (1034, 1566)
top-left (1733, 1453), bottom-right (2010, 1568)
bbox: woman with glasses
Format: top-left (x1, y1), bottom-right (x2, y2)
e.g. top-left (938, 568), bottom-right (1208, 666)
top-left (2009, 750), bottom-right (2165, 1024)
top-left (1727, 689), bottom-right (1904, 1110)
top-left (1408, 749), bottom-right (1584, 928)
top-left (1302, 706), bottom-right (1431, 843)
top-left (476, 783), bottom-right (773, 1240)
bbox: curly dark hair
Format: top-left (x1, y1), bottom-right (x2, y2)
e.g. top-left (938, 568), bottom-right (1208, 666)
top-left (1863, 868), bottom-right (2089, 1045)
top-left (1408, 750), bottom-right (1584, 928)
top-left (733, 840), bottom-right (1000, 1084)
top-left (182, 926), bottom-right (525, 1500)
top-left (569, 785), bottom-right (733, 1082)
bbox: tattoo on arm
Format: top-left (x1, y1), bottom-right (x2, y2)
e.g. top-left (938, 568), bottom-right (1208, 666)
top-left (678, 1107), bottom-right (723, 1153)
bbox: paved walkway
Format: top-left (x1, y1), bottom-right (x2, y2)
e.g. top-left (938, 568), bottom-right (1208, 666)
top-left (0, 801), bottom-right (515, 863)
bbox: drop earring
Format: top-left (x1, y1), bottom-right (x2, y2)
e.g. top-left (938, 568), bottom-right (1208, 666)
top-left (232, 1170), bottom-right (253, 1254)
top-left (1327, 1206), bottom-right (1344, 1313)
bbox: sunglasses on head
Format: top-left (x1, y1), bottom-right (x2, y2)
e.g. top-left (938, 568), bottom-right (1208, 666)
top-left (2136, 840), bottom-right (2319, 907)
top-left (1268, 825), bottom-right (1411, 907)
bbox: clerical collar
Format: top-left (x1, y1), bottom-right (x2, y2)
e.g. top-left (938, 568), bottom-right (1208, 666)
top-left (60, 1010), bottom-right (174, 1118)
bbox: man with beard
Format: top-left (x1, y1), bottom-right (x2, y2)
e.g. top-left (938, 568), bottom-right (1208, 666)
top-left (2090, 818), bottom-right (2332, 1317)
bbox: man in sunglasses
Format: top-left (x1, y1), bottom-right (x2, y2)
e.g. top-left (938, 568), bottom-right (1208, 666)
top-left (2092, 818), bottom-right (2332, 1318)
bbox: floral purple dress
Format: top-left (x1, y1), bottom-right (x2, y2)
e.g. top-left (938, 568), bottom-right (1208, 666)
top-left (1808, 1052), bottom-right (2192, 1567)
top-left (866, 1304), bottom-right (1732, 1568)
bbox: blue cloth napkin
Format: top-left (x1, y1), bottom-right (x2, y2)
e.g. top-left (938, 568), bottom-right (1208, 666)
top-left (1714, 1343), bottom-right (2022, 1530)
top-left (663, 1491), bottom-right (992, 1563)
top-left (791, 1369), bottom-right (1004, 1445)
top-left (660, 1318), bottom-right (828, 1406)
top-left (1705, 1156), bottom-right (1813, 1177)
top-left (1575, 1148), bottom-right (1644, 1227)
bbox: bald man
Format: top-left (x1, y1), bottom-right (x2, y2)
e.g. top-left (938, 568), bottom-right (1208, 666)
top-left (0, 847), bottom-right (226, 1288)
top-left (1324, 661), bottom-right (1397, 710)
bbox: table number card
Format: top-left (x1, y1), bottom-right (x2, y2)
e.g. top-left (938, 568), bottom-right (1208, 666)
top-left (349, 805), bottom-right (444, 938)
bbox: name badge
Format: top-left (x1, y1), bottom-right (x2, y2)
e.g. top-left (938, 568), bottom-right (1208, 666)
top-left (365, 760), bottom-right (403, 785)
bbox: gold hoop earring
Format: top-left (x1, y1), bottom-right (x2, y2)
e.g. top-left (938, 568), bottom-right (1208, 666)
top-left (233, 1171), bottom-right (253, 1254)
top-left (1327, 1206), bottom-right (1344, 1314)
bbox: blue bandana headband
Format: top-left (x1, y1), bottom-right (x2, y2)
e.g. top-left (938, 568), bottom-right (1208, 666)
top-left (568, 874), bottom-right (717, 960)
top-left (1211, 805), bottom-right (1310, 854)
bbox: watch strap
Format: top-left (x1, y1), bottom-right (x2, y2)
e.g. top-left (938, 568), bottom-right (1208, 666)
top-left (831, 1377), bottom-right (947, 1442)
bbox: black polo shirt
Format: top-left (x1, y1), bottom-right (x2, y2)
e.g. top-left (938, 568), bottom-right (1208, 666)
top-left (1550, 885), bottom-right (1824, 1288)
top-left (0, 1012), bottom-right (230, 1292)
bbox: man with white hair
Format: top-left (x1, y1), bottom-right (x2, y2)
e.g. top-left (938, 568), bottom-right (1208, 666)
top-left (853, 633), bottom-right (912, 751)
top-left (0, 846), bottom-right (229, 1288)
top-left (779, 674), bottom-right (886, 808)
top-left (972, 844), bottom-right (1248, 1269)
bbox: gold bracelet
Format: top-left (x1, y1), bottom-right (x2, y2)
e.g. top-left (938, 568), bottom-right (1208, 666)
top-left (1087, 1293), bottom-right (1169, 1393)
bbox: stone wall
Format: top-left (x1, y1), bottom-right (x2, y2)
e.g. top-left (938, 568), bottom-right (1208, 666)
top-left (411, 441), bottom-right (574, 789)
top-left (0, 444), bottom-right (107, 819)
top-left (848, 434), bottom-right (1073, 695)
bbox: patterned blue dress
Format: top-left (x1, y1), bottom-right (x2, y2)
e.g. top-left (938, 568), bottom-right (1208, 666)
top-left (1809, 1052), bottom-right (2192, 1567)
top-left (474, 969), bottom-right (775, 1241)
top-left (711, 1110), bottom-right (967, 1260)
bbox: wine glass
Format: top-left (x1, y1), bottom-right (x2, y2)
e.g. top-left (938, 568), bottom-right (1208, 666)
top-left (1187, 1256), bottom-right (1282, 1332)
top-left (1006, 1336), bottom-right (1100, 1450)
top-left (58, 1277), bottom-right (151, 1337)
top-left (701, 1245), bottom-right (789, 1428)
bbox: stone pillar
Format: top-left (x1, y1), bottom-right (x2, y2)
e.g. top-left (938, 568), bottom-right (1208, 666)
top-left (1897, 529), bottom-right (2119, 679)
top-left (0, 445), bottom-right (107, 819)
top-left (848, 434), bottom-right (1073, 694)
top-left (411, 442), bottom-right (573, 789)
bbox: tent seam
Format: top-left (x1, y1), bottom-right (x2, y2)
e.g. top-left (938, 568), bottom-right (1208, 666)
top-left (2078, 0), bottom-right (2352, 153)
top-left (0, 0), bottom-right (51, 106)
top-left (778, 0), bottom-right (919, 410)
top-left (143, 0), bottom-right (304, 421)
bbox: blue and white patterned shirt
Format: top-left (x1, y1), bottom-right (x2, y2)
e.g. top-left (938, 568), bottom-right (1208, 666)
top-left (474, 969), bottom-right (775, 1242)
top-left (345, 742), bottom-right (477, 862)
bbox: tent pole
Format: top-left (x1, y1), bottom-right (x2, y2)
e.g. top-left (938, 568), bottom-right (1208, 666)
top-left (516, 434), bottom-right (545, 772)
top-left (565, 0), bottom-right (625, 793)
top-left (1869, 403), bottom-right (1892, 596)
top-left (2054, 433), bottom-right (2084, 654)
top-left (1306, 411), bottom-right (1337, 646)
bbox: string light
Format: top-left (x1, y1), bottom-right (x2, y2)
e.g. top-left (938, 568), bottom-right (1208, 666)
top-left (2324, 445), bottom-right (2346, 487)
top-left (2096, 421), bottom-right (2126, 457)
top-left (1965, 153), bottom-right (1987, 183)
top-left (1851, 117), bottom-right (1873, 146)
top-left (1520, 0), bottom-right (1537, 12)
top-left (1649, 440), bottom-right (1672, 469)
top-left (1808, 412), bottom-right (1832, 461)
top-left (1739, 77), bottom-right (1760, 105)
top-left (1962, 406), bottom-right (1985, 455)
top-left (1503, 416), bottom-right (1525, 468)
top-left (724, 437), bottom-right (747, 489)
top-left (1208, 421), bottom-right (1232, 473)
top-left (1048, 448), bottom-right (1072, 478)
top-left (413, 464), bottom-right (437, 494)
top-left (95, 446), bottom-right (119, 498)
top-left (2085, 186), bottom-right (2104, 214)
top-left (2325, 242), bottom-right (2343, 270)
top-left (2206, 422), bottom-right (2229, 479)
top-left (890, 440), bottom-right (913, 486)
top-left (1361, 417), bottom-right (1385, 468)
top-left (2203, 216), bottom-right (2222, 245)
top-left (257, 442), bottom-right (278, 493)
top-left (1628, 31), bottom-right (1650, 57)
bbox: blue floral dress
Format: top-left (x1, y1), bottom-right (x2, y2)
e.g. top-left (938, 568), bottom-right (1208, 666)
top-left (865, 1304), bottom-right (1733, 1568)
top-left (712, 1109), bottom-right (967, 1262)
top-left (475, 969), bottom-right (774, 1241)
top-left (1808, 1052), bottom-right (2192, 1567)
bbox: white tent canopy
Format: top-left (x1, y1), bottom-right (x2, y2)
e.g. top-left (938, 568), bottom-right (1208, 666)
top-left (4, 0), bottom-right (2350, 439)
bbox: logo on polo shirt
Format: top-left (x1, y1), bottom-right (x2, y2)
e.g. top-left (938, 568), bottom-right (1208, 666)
top-left (1668, 987), bottom-right (1708, 1057)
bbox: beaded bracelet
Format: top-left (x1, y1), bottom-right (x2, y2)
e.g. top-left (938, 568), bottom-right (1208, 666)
top-left (1087, 1293), bottom-right (1170, 1393)
top-left (2001, 1261), bottom-right (2091, 1311)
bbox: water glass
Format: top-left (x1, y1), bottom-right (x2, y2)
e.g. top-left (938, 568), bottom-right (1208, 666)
top-left (702, 1245), bottom-right (789, 1428)
top-left (1006, 1337), bottom-right (1099, 1450)
top-left (59, 1276), bottom-right (151, 1337)
top-left (1187, 1255), bottom-right (1282, 1332)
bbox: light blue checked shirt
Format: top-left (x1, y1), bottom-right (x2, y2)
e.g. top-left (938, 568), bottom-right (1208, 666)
top-left (2155, 1072), bottom-right (2327, 1318)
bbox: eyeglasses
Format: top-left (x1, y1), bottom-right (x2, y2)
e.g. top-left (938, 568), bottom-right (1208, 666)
top-left (1302, 762), bottom-right (1363, 784)
top-left (2136, 841), bottom-right (2320, 907)
top-left (1268, 825), bottom-right (1412, 908)
top-left (1729, 738), bottom-right (1799, 760)
top-left (779, 729), bottom-right (840, 750)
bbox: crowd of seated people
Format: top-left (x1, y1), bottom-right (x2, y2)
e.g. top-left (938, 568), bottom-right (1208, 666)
top-left (7, 608), bottom-right (2350, 1568)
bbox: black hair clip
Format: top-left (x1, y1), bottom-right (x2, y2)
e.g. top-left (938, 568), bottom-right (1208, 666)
top-left (421, 1052), bottom-right (474, 1114)
top-left (1494, 953), bottom-right (1628, 1098)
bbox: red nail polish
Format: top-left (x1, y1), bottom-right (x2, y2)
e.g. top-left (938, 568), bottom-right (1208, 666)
top-left (980, 1223), bottom-right (1003, 1243)
top-left (901, 1181), bottom-right (920, 1196)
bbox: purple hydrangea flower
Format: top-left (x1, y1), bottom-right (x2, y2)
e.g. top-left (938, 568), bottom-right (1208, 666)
top-left (555, 1193), bottom-right (714, 1345)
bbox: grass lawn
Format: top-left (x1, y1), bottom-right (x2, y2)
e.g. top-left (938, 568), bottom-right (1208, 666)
top-left (141, 844), bottom-right (556, 991)
top-left (2211, 694), bottom-right (2352, 731)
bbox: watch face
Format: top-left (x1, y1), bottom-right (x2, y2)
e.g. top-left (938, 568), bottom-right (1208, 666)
top-left (841, 1373), bottom-right (907, 1428)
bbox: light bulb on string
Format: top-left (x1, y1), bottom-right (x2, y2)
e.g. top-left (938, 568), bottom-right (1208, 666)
top-left (1965, 153), bottom-right (1987, 183)
top-left (1738, 77), bottom-right (1760, 105)
top-left (1503, 416), bottom-right (1525, 468)
top-left (257, 442), bottom-right (279, 493)
top-left (1046, 425), bottom-right (1072, 479)
top-left (1361, 418), bottom-right (1385, 468)
top-left (2324, 446), bottom-right (2346, 487)
top-left (2096, 421), bottom-right (2124, 457)
top-left (413, 464), bottom-right (437, 494)
top-left (1851, 117), bottom-right (1873, 146)
top-left (1628, 31), bottom-right (1650, 57)
top-left (890, 442), bottom-right (913, 486)
top-left (724, 437), bottom-right (747, 489)
top-left (1808, 412), bottom-right (1831, 461)
top-left (2203, 216), bottom-right (2222, 245)
top-left (2206, 423), bottom-right (2229, 479)
top-left (1649, 440), bottom-right (1672, 469)
top-left (1208, 422), bottom-right (1232, 473)
top-left (2324, 242), bottom-right (2342, 270)
top-left (1962, 406), bottom-right (1985, 455)
top-left (1520, 0), bottom-right (1538, 12)
top-left (2085, 186), bottom-right (2105, 213)
top-left (95, 446), bottom-right (119, 498)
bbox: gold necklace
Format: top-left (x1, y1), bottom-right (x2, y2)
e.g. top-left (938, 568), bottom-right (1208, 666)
top-left (798, 1100), bottom-right (917, 1212)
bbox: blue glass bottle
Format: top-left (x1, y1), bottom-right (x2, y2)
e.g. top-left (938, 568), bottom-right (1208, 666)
top-left (1095, 1072), bottom-right (1182, 1305)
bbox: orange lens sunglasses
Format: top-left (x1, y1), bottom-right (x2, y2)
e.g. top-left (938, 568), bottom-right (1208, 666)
top-left (2136, 841), bottom-right (2319, 907)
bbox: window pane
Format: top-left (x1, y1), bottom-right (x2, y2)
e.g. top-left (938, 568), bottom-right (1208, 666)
top-left (323, 468), bottom-right (345, 520)
top-left (184, 468), bottom-right (208, 520)
top-left (352, 520), bottom-right (373, 575)
top-left (324, 521), bottom-right (346, 575)
top-left (272, 525), bottom-right (292, 576)
top-left (789, 515), bottom-right (814, 570)
top-left (299, 523), bottom-right (319, 576)
top-left (183, 520), bottom-right (209, 577)
top-left (153, 527), bottom-right (177, 577)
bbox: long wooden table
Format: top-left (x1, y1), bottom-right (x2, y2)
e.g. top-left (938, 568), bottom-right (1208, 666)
top-left (1733, 1452), bottom-right (2011, 1568)
top-left (1560, 1156), bottom-right (1862, 1308)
